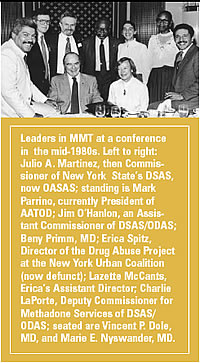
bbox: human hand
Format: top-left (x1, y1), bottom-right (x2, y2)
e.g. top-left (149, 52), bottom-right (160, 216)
top-left (165, 92), bottom-right (184, 101)
top-left (45, 99), bottom-right (59, 111)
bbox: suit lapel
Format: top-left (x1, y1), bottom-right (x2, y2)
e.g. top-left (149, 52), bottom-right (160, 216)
top-left (80, 74), bottom-right (87, 111)
top-left (63, 74), bottom-right (71, 110)
top-left (176, 45), bottom-right (196, 75)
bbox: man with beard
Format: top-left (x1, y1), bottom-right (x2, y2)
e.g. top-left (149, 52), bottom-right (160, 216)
top-left (1, 17), bottom-right (58, 117)
top-left (49, 11), bottom-right (82, 77)
top-left (165, 23), bottom-right (199, 110)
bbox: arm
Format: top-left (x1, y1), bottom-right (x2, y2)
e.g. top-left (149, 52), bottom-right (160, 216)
top-left (140, 85), bottom-right (149, 111)
top-left (91, 77), bottom-right (103, 103)
top-left (181, 52), bottom-right (199, 101)
top-left (108, 83), bottom-right (116, 105)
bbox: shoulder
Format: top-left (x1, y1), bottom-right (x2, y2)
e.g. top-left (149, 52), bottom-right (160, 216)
top-left (135, 40), bottom-right (147, 50)
top-left (82, 36), bottom-right (94, 46)
top-left (110, 37), bottom-right (120, 47)
top-left (81, 73), bottom-right (97, 83)
top-left (51, 74), bottom-right (66, 83)
top-left (132, 77), bottom-right (148, 89)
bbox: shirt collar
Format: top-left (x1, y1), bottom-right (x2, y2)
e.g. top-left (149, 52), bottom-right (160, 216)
top-left (67, 72), bottom-right (80, 82)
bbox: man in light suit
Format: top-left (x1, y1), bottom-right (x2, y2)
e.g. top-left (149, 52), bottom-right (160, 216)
top-left (165, 23), bottom-right (199, 110)
top-left (27, 9), bottom-right (51, 95)
top-left (49, 11), bottom-right (82, 77)
top-left (81, 18), bottom-right (120, 100)
top-left (48, 52), bottom-right (103, 114)
top-left (1, 17), bottom-right (59, 117)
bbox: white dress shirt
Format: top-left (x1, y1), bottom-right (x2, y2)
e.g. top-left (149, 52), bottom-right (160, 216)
top-left (95, 36), bottom-right (110, 71)
top-left (108, 76), bottom-right (149, 113)
top-left (118, 39), bottom-right (150, 84)
top-left (57, 32), bottom-right (79, 74)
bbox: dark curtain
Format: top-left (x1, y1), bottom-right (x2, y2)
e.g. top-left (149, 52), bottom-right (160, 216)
top-left (130, 2), bottom-right (165, 45)
top-left (1, 2), bottom-right (22, 43)
top-left (41, 2), bottom-right (113, 39)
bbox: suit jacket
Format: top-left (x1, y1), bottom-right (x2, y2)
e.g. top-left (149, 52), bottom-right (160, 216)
top-left (48, 73), bottom-right (103, 113)
top-left (48, 32), bottom-right (82, 77)
top-left (1, 39), bottom-right (47, 117)
top-left (81, 36), bottom-right (120, 77)
top-left (27, 33), bottom-right (50, 95)
top-left (172, 44), bottom-right (199, 109)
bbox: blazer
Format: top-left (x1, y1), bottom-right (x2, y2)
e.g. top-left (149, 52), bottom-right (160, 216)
top-left (48, 32), bottom-right (82, 77)
top-left (1, 39), bottom-right (47, 117)
top-left (27, 34), bottom-right (51, 95)
top-left (81, 36), bottom-right (120, 76)
top-left (48, 72), bottom-right (103, 113)
top-left (172, 44), bottom-right (199, 108)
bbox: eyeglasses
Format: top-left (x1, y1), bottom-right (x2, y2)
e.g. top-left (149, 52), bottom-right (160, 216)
top-left (37, 20), bottom-right (50, 25)
top-left (156, 19), bottom-right (169, 24)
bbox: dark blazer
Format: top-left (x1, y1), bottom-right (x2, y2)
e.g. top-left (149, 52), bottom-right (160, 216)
top-left (48, 72), bottom-right (103, 113)
top-left (81, 36), bottom-right (120, 76)
top-left (27, 34), bottom-right (51, 95)
top-left (48, 32), bottom-right (82, 77)
top-left (172, 44), bottom-right (199, 109)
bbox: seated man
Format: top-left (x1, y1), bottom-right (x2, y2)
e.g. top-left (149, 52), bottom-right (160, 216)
top-left (48, 52), bottom-right (103, 114)
top-left (149, 23), bottom-right (199, 112)
top-left (165, 23), bottom-right (199, 110)
top-left (1, 17), bottom-right (59, 117)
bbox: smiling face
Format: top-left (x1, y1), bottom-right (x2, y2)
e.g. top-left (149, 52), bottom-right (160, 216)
top-left (156, 12), bottom-right (171, 34)
top-left (60, 16), bottom-right (76, 36)
top-left (64, 53), bottom-right (80, 77)
top-left (118, 60), bottom-right (132, 82)
top-left (95, 20), bottom-right (109, 40)
top-left (174, 28), bottom-right (193, 50)
top-left (122, 23), bottom-right (136, 41)
top-left (12, 26), bottom-right (36, 53)
top-left (35, 14), bottom-right (50, 34)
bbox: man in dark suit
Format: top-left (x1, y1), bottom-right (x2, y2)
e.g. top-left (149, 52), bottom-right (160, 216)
top-left (27, 9), bottom-right (51, 95)
top-left (49, 11), bottom-right (82, 77)
top-left (48, 52), bottom-right (103, 114)
top-left (165, 23), bottom-right (199, 110)
top-left (81, 18), bottom-right (120, 100)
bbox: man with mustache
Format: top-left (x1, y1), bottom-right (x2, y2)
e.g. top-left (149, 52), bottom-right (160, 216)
top-left (165, 23), bottom-right (199, 110)
top-left (1, 17), bottom-right (58, 117)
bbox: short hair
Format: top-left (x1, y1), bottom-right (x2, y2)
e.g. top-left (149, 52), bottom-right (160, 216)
top-left (117, 57), bottom-right (137, 77)
top-left (33, 9), bottom-right (50, 20)
top-left (12, 17), bottom-right (36, 35)
top-left (95, 18), bottom-right (110, 29)
top-left (122, 21), bottom-right (136, 32)
top-left (173, 23), bottom-right (194, 38)
top-left (156, 10), bottom-right (172, 23)
top-left (63, 52), bottom-right (80, 65)
top-left (60, 11), bottom-right (77, 22)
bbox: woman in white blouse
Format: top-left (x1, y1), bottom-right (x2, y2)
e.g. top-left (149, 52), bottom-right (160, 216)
top-left (147, 10), bottom-right (178, 103)
top-left (118, 21), bottom-right (149, 84)
top-left (108, 57), bottom-right (149, 113)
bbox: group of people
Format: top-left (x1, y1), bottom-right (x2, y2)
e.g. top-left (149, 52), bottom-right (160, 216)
top-left (1, 8), bottom-right (199, 117)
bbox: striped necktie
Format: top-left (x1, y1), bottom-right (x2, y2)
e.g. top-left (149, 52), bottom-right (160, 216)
top-left (65, 37), bottom-right (71, 54)
top-left (176, 51), bottom-right (183, 70)
top-left (40, 35), bottom-right (49, 79)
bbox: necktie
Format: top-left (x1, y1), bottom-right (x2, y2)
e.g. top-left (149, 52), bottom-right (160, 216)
top-left (40, 35), bottom-right (49, 79)
top-left (100, 40), bottom-right (106, 72)
top-left (71, 77), bottom-right (79, 114)
top-left (65, 37), bottom-right (71, 54)
top-left (176, 51), bottom-right (183, 70)
top-left (24, 54), bottom-right (27, 65)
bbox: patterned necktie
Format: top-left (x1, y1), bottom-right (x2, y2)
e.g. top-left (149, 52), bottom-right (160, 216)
top-left (65, 37), bottom-right (71, 54)
top-left (100, 40), bottom-right (106, 72)
top-left (71, 77), bottom-right (79, 114)
top-left (176, 51), bottom-right (183, 70)
top-left (40, 35), bottom-right (49, 79)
